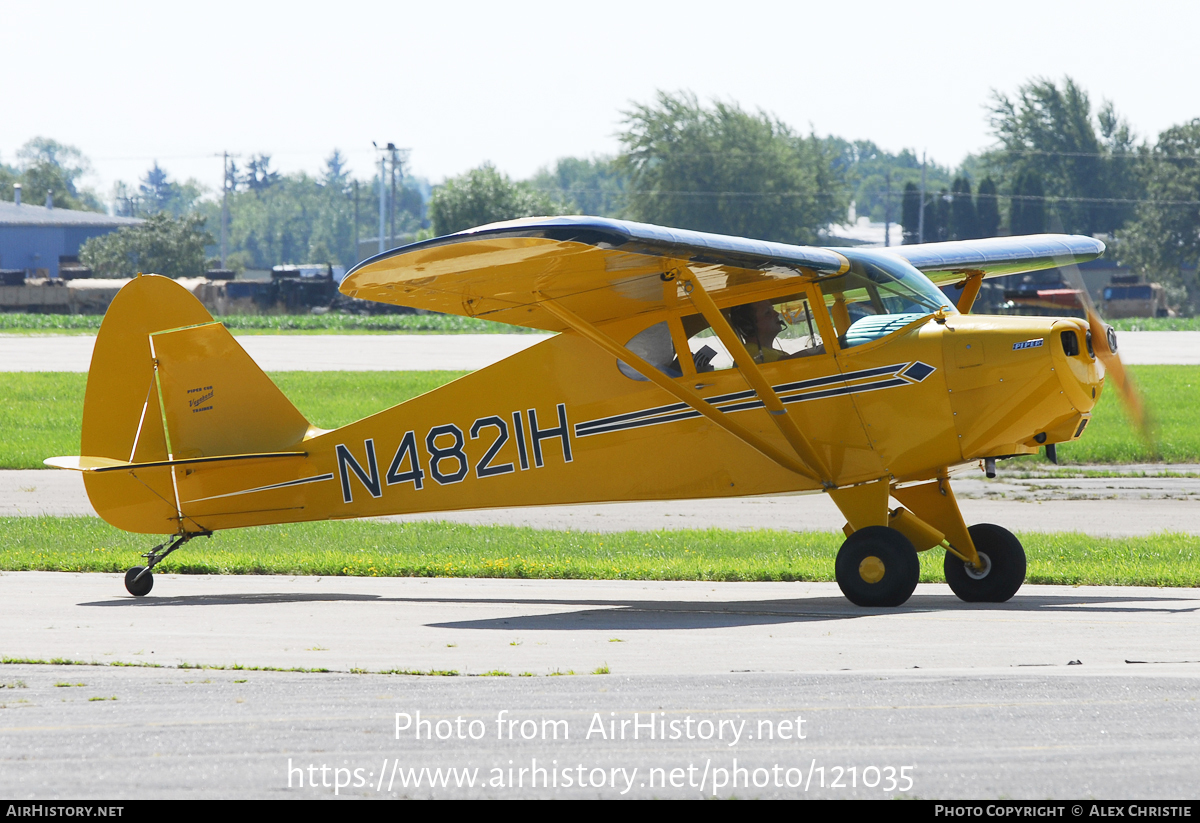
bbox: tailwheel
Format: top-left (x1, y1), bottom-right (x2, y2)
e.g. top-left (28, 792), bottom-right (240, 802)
top-left (121, 530), bottom-right (211, 597)
top-left (835, 526), bottom-right (920, 607)
top-left (944, 523), bottom-right (1026, 603)
top-left (124, 566), bottom-right (153, 597)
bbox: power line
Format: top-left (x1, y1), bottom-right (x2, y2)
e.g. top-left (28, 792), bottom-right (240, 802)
top-left (993, 148), bottom-right (1200, 161)
top-left (538, 186), bottom-right (1200, 206)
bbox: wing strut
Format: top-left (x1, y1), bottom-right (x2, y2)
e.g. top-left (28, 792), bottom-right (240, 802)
top-left (539, 296), bottom-right (823, 483)
top-left (675, 269), bottom-right (833, 485)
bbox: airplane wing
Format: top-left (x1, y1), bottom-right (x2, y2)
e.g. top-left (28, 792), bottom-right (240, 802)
top-left (340, 216), bottom-right (850, 332)
top-left (887, 234), bottom-right (1105, 285)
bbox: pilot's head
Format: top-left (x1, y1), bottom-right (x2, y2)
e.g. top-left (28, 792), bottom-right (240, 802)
top-left (730, 300), bottom-right (785, 346)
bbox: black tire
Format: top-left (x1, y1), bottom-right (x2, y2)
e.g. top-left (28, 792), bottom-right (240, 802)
top-left (835, 526), bottom-right (920, 607)
top-left (944, 524), bottom-right (1026, 603)
top-left (124, 566), bottom-right (153, 597)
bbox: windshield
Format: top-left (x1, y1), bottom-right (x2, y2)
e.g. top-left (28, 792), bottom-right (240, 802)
top-left (817, 249), bottom-right (954, 347)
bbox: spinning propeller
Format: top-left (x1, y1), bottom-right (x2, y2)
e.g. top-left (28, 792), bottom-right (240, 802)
top-left (1058, 259), bottom-right (1154, 446)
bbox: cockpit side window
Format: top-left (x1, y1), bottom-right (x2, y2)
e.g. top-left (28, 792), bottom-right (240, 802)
top-left (616, 288), bottom-right (838, 381)
top-left (681, 292), bottom-right (826, 371)
top-left (815, 254), bottom-right (955, 349)
top-left (616, 322), bottom-right (683, 381)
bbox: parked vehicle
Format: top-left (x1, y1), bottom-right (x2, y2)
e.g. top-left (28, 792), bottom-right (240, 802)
top-left (1102, 276), bottom-right (1171, 318)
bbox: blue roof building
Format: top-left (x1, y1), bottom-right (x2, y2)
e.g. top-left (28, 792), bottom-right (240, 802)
top-left (0, 198), bottom-right (141, 277)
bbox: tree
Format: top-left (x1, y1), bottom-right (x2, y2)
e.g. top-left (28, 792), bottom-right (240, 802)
top-left (976, 177), bottom-right (1001, 238)
top-left (1010, 171), bottom-right (1046, 235)
top-left (826, 138), bottom-right (951, 224)
top-left (1117, 119), bottom-right (1200, 303)
top-left (79, 213), bottom-right (214, 278)
top-left (3, 137), bottom-right (103, 211)
top-left (928, 188), bottom-right (950, 242)
top-left (529, 156), bottom-right (627, 217)
top-left (950, 177), bottom-right (978, 240)
top-left (901, 182), bottom-right (920, 244)
top-left (988, 77), bottom-right (1141, 235)
top-left (429, 163), bottom-right (566, 236)
top-left (136, 162), bottom-right (203, 217)
top-left (322, 150), bottom-right (349, 188)
top-left (617, 91), bottom-right (847, 244)
top-left (194, 165), bottom-right (426, 270)
top-left (0, 159), bottom-right (17, 201)
top-left (243, 154), bottom-right (280, 192)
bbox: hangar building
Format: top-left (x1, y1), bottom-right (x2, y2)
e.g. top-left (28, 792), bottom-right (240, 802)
top-left (0, 196), bottom-right (141, 278)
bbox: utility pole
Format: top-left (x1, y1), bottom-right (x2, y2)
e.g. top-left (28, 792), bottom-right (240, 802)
top-left (216, 151), bottom-right (240, 268)
top-left (353, 180), bottom-right (360, 264)
top-left (918, 152), bottom-right (927, 244)
top-left (884, 171), bottom-right (892, 247)
top-left (374, 144), bottom-right (386, 255)
top-left (388, 142), bottom-right (398, 248)
top-left (221, 152), bottom-right (229, 267)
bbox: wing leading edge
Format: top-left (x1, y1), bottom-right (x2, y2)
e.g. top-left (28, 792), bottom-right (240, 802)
top-left (339, 216), bottom-right (851, 332)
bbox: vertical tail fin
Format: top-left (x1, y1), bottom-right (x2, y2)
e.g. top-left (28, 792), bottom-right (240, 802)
top-left (61, 274), bottom-right (312, 534)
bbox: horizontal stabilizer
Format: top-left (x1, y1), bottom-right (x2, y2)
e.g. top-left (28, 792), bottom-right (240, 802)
top-left (45, 452), bottom-right (306, 473)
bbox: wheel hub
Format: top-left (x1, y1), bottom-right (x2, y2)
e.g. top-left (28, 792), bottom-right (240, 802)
top-left (858, 555), bottom-right (886, 584)
top-left (964, 551), bottom-right (992, 580)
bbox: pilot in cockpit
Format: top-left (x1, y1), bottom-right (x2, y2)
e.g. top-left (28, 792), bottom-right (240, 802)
top-left (729, 300), bottom-right (792, 363)
top-left (729, 299), bottom-right (825, 363)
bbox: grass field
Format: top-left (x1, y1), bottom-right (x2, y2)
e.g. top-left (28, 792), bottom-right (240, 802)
top-left (1108, 317), bottom-right (1200, 332)
top-left (3, 517), bottom-right (1198, 587)
top-left (0, 313), bottom-right (541, 335)
top-left (2, 366), bottom-right (1195, 470)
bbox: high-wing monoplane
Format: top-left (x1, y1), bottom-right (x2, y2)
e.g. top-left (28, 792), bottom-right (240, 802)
top-left (48, 216), bottom-right (1141, 606)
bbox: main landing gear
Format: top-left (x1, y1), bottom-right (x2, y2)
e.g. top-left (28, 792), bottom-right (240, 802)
top-left (833, 522), bottom-right (1026, 608)
top-left (834, 526), bottom-right (920, 607)
top-left (124, 531), bottom-right (211, 597)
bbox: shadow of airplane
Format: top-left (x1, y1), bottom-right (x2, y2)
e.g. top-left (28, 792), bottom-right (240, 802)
top-left (77, 587), bottom-right (1200, 631)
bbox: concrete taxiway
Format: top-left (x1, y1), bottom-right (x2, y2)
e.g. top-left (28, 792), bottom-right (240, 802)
top-left (2, 572), bottom-right (1197, 675)
top-left (1, 572), bottom-right (1198, 798)
top-left (0, 333), bottom-right (552, 372)
top-left (0, 329), bottom-right (1193, 371)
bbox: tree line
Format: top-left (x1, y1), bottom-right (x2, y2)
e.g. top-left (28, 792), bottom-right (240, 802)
top-left (8, 77), bottom-right (1200, 303)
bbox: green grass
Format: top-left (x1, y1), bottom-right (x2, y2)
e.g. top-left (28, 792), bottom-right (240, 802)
top-left (0, 313), bottom-right (542, 335)
top-left (269, 371), bottom-right (468, 429)
top-left (0, 371), bottom-right (465, 469)
top-left (3, 516), bottom-right (1199, 587)
top-left (1047, 365), bottom-right (1200, 464)
top-left (1108, 318), bottom-right (1200, 332)
top-left (3, 366), bottom-right (1196, 470)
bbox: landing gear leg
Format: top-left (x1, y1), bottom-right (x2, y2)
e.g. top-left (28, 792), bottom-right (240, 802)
top-left (124, 530), bottom-right (211, 597)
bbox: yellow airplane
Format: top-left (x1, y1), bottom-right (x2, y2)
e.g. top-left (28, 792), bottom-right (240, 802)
top-left (47, 217), bottom-right (1143, 606)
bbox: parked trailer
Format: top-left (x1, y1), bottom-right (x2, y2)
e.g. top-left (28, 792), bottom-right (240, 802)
top-left (0, 277), bottom-right (208, 314)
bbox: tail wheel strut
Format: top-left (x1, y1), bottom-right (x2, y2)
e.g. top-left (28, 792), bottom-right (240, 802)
top-left (124, 530), bottom-right (211, 597)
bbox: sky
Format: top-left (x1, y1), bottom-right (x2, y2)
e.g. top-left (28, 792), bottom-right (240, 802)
top-left (5, 0), bottom-right (1199, 207)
